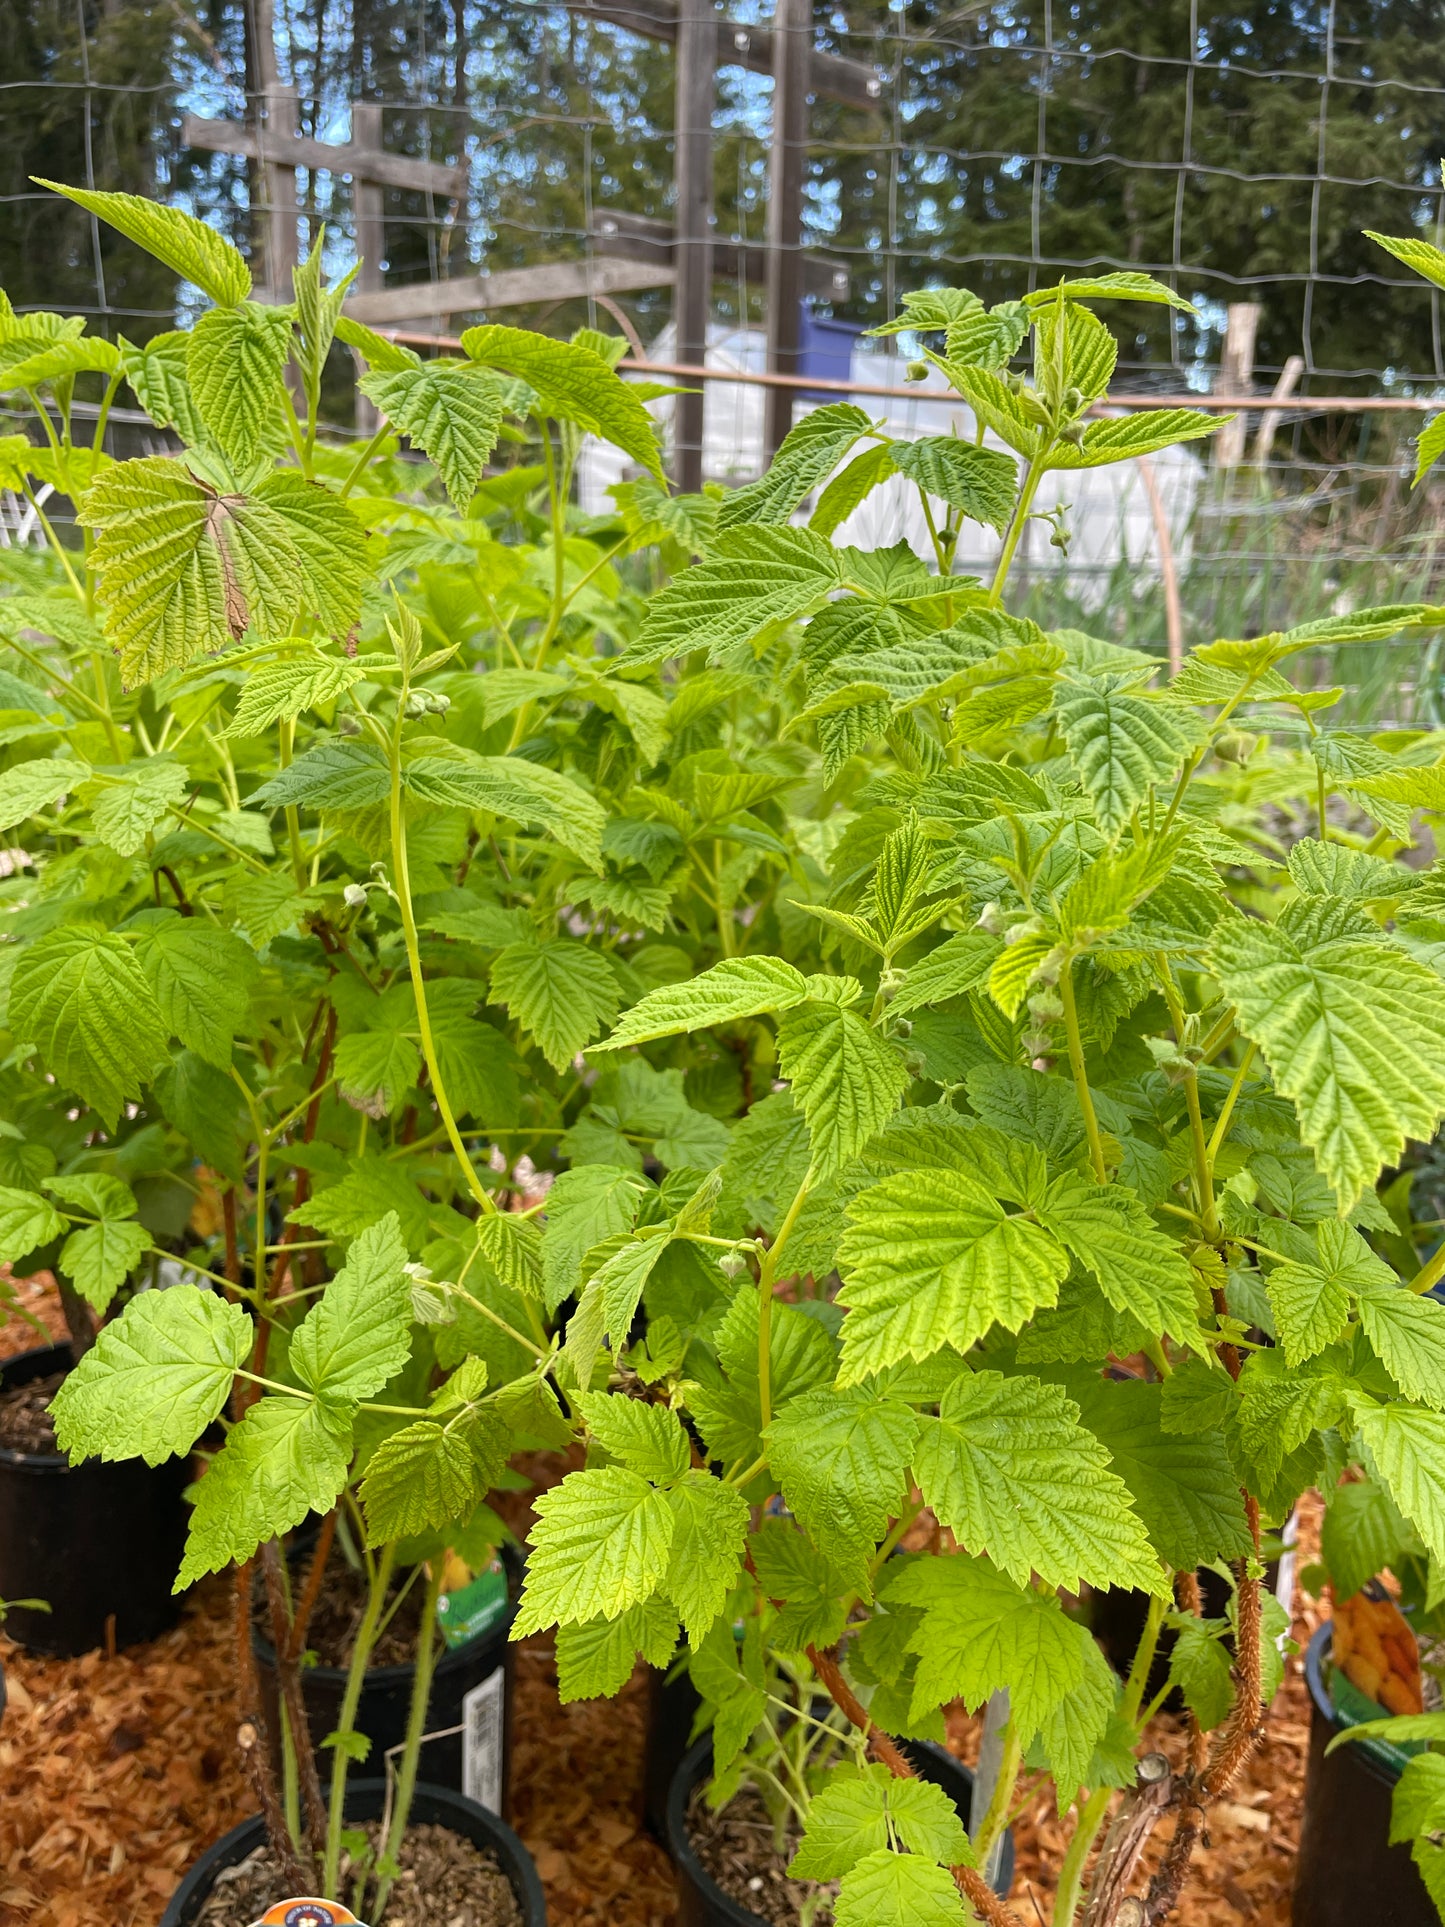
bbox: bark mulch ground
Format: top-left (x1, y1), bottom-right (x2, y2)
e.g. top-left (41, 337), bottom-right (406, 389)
top-left (0, 1280), bottom-right (1319, 1926)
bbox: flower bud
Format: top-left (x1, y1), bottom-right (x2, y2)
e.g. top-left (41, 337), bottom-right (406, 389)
top-left (1214, 728), bottom-right (1258, 765)
top-left (906, 359), bottom-right (928, 383)
top-left (343, 882), bottom-right (367, 908)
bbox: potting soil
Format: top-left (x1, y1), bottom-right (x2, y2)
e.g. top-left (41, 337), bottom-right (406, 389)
top-left (0, 1369), bottom-right (64, 1454)
top-left (685, 1785), bottom-right (836, 1927)
top-left (192, 1822), bottom-right (522, 1927)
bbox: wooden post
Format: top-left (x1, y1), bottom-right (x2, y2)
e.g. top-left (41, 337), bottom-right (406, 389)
top-left (763, 0), bottom-right (809, 460)
top-left (1216, 302), bottom-right (1261, 468)
top-left (1252, 353), bottom-right (1305, 467)
top-left (673, 0), bottom-right (715, 491)
top-left (260, 85), bottom-right (301, 298)
top-left (351, 101), bottom-right (387, 296)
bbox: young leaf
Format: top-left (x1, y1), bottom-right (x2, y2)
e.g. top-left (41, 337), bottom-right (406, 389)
top-left (595, 956), bottom-right (812, 1050)
top-left (461, 325), bottom-right (664, 479)
top-left (247, 741), bottom-right (391, 812)
top-left (35, 181), bottom-right (251, 307)
top-left (404, 752), bottom-right (605, 870)
top-left (1265, 1219), bottom-right (1386, 1366)
top-left (540, 1164), bottom-right (649, 1312)
top-left (913, 1371), bottom-right (1162, 1595)
top-left (288, 1211), bottom-right (412, 1403)
top-left (663, 1471), bottom-right (750, 1639)
top-left (358, 362), bottom-right (507, 510)
top-left (0, 1185), bottom-right (65, 1265)
top-left (580, 1390), bottom-right (689, 1484)
top-left (555, 1599), bottom-right (678, 1702)
top-left (359, 1406), bottom-right (509, 1544)
top-left (59, 1217), bottom-right (152, 1313)
top-left (1052, 674), bottom-right (1203, 843)
top-left (9, 924), bottom-right (168, 1125)
top-left (50, 1285), bottom-right (252, 1466)
top-left (764, 1386), bottom-right (918, 1591)
top-left (177, 1395), bottom-right (352, 1588)
top-left (0, 757), bottom-right (86, 833)
top-left (834, 1850), bottom-right (967, 1927)
top-left (887, 435), bottom-right (1018, 534)
top-left (1046, 409), bottom-right (1219, 470)
top-left (490, 939), bottom-right (622, 1071)
top-left (186, 303), bottom-right (292, 464)
top-left (513, 1464), bottom-right (677, 1632)
top-left (83, 761), bottom-right (190, 856)
top-left (1210, 917), bottom-right (1445, 1209)
top-left (776, 999), bottom-right (909, 1174)
top-left (717, 404), bottom-right (873, 529)
top-left (1036, 1173), bottom-right (1199, 1338)
top-left (226, 649), bottom-right (366, 742)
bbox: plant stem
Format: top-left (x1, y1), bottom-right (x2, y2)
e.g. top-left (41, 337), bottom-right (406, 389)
top-left (971, 1717), bottom-right (1022, 1863)
top-left (988, 451), bottom-right (1047, 605)
top-left (372, 1556), bottom-right (445, 1919)
top-left (323, 1543), bottom-right (396, 1894)
top-left (1059, 959), bottom-right (1108, 1182)
top-left (1205, 1040), bottom-right (1257, 1165)
top-left (1122, 1592), bottom-right (1168, 1725)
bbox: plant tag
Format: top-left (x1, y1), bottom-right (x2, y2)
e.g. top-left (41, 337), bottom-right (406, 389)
top-left (436, 1557), bottom-right (509, 1650)
top-left (462, 1666), bottom-right (506, 1812)
top-left (250, 1902), bottom-right (368, 1926)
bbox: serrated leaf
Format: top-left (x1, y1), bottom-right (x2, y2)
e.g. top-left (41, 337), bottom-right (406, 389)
top-left (1037, 1173), bottom-right (1199, 1338)
top-left (177, 1395), bottom-right (351, 1588)
top-left (121, 332), bottom-right (206, 441)
top-left (59, 1217), bottom-right (153, 1313)
top-left (0, 1184), bottom-right (65, 1265)
top-left (1052, 674), bottom-right (1203, 842)
top-left (248, 740), bottom-right (391, 811)
top-left (37, 181), bottom-right (251, 307)
top-left (1210, 916), bottom-right (1445, 1209)
top-left (555, 1598), bottom-right (678, 1702)
top-left (186, 303), bottom-right (291, 464)
top-left (751, 1517), bottom-right (850, 1652)
top-left (765, 1387), bottom-right (917, 1592)
top-left (837, 1166), bottom-right (1067, 1383)
top-left (51, 1285), bottom-right (252, 1466)
top-left (1322, 1476), bottom-right (1409, 1601)
top-left (591, 1233), bottom-right (671, 1348)
top-left (1167, 1614), bottom-right (1235, 1731)
top-left (226, 654), bottom-right (367, 739)
top-left (289, 1211), bottom-right (411, 1401)
top-left (777, 999), bottom-right (908, 1175)
top-left (1265, 1218), bottom-right (1384, 1366)
top-left (0, 757), bottom-right (84, 833)
top-left (82, 760), bottom-right (189, 855)
top-left (883, 1553), bottom-right (1091, 1745)
top-left (462, 324), bottom-right (663, 479)
top-left (834, 1849), bottom-right (967, 1927)
top-left (405, 751), bottom-right (605, 870)
top-left (913, 1370), bottom-right (1161, 1594)
top-left (790, 1765), bottom-right (972, 1881)
top-left (631, 525), bottom-right (842, 666)
top-left (718, 405), bottom-right (873, 529)
top-left (359, 1405), bottom-right (508, 1543)
top-left (133, 916), bottom-right (259, 1067)
top-left (541, 1164), bottom-right (648, 1312)
top-left (888, 435), bottom-right (1018, 534)
top-left (1413, 412), bottom-right (1445, 486)
top-left (581, 1390), bottom-right (689, 1483)
top-left (513, 1464), bottom-right (677, 1631)
top-left (490, 939), bottom-right (622, 1071)
top-left (10, 924), bottom-right (167, 1125)
top-left (1047, 409), bottom-right (1219, 470)
top-left (334, 1028), bottom-right (421, 1115)
top-left (1031, 1635), bottom-right (1120, 1805)
top-left (595, 956), bottom-right (811, 1050)
top-left (1356, 1273), bottom-right (1445, 1411)
top-left (663, 1471), bottom-right (749, 1639)
top-left (474, 1211), bottom-right (544, 1299)
top-left (359, 362), bottom-right (506, 509)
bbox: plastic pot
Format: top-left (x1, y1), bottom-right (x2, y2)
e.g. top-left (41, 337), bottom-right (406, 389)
top-left (643, 1663), bottom-right (702, 1842)
top-left (255, 1545), bottom-right (522, 1814)
top-left (159, 1778), bottom-right (546, 1927)
top-left (0, 1343), bottom-right (190, 1656)
top-left (666, 1732), bottom-right (1015, 1927)
top-left (1293, 1622), bottom-right (1437, 1927)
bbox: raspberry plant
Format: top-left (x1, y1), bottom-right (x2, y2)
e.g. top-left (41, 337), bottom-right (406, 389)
top-left (5, 183), bottom-right (1445, 1923)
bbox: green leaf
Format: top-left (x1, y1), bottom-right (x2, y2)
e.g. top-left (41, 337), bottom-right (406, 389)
top-left (889, 932), bottom-right (1002, 1018)
top-left (1068, 1377), bottom-right (1252, 1570)
top-left (1393, 1752), bottom-right (1445, 1846)
top-left (461, 324), bottom-right (663, 479)
top-left (765, 1387), bottom-right (918, 1592)
top-left (541, 1164), bottom-right (649, 1312)
top-left (1413, 412), bottom-right (1445, 486)
top-left (289, 1212), bottom-right (411, 1403)
top-left (1046, 409), bottom-right (1219, 470)
top-left (776, 1000), bottom-right (908, 1175)
top-left (790, 1765), bottom-right (972, 1881)
top-left (1036, 1173), bottom-right (1199, 1338)
top-left (35, 181), bottom-right (252, 307)
top-left (404, 751), bottom-right (605, 870)
top-left (887, 435), bottom-right (1018, 535)
top-left (359, 362), bottom-right (506, 509)
top-left (631, 526), bottom-right (842, 666)
top-left (913, 1371), bottom-right (1161, 1594)
top-left (121, 332), bottom-right (206, 441)
top-left (1367, 230), bottom-right (1445, 293)
top-left (177, 1395), bottom-right (351, 1588)
top-left (0, 1184), bottom-right (65, 1265)
top-left (133, 917), bottom-right (259, 1067)
top-left (883, 1553), bottom-right (1091, 1745)
top-left (580, 1390), bottom-right (689, 1483)
top-left (1356, 1275), bottom-right (1445, 1412)
top-left (555, 1599), bottom-right (678, 1702)
top-left (663, 1471), bottom-right (750, 1639)
top-left (1052, 674), bottom-right (1203, 842)
top-left (751, 1518), bottom-right (850, 1652)
top-left (226, 653), bottom-right (368, 739)
top-left (154, 1050), bottom-right (247, 1181)
top-left (490, 939), bottom-right (622, 1071)
top-left (811, 440), bottom-right (900, 538)
top-left (1322, 1477), bottom-right (1409, 1601)
top-left (82, 760), bottom-right (189, 856)
top-left (10, 925), bottom-right (168, 1125)
top-left (1167, 1614), bottom-right (1235, 1731)
top-left (1266, 1219), bottom-right (1388, 1366)
top-left (300, 1159), bottom-right (429, 1250)
top-left (359, 1405), bottom-right (508, 1544)
top-left (834, 1849), bottom-right (966, 1927)
top-left (59, 1217), bottom-right (152, 1313)
top-left (50, 1285), bottom-right (252, 1466)
top-left (513, 1464), bottom-right (677, 1632)
top-left (717, 405), bottom-right (874, 529)
top-left (333, 1027), bottom-right (421, 1116)
top-left (0, 757), bottom-right (85, 833)
top-left (1031, 1636), bottom-right (1121, 1804)
top-left (1209, 916), bottom-right (1445, 1209)
top-left (591, 1232), bottom-right (672, 1348)
top-left (837, 1166), bottom-right (1067, 1383)
top-left (186, 303), bottom-right (291, 464)
top-left (1023, 271), bottom-right (1196, 312)
top-left (248, 741), bottom-right (391, 811)
top-left (595, 956), bottom-right (811, 1050)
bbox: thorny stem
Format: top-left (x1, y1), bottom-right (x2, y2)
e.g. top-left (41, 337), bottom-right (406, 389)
top-left (235, 1562), bottom-right (309, 1888)
top-left (260, 1539), bottom-right (329, 1855)
top-left (372, 1556), bottom-right (446, 1919)
top-left (324, 1543), bottom-right (397, 1893)
top-left (285, 1508), bottom-right (338, 1662)
top-left (1053, 1787), bottom-right (1113, 1927)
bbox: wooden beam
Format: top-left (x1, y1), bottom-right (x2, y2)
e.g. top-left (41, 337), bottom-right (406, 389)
top-left (565, 0), bottom-right (884, 109)
top-left (591, 209), bottom-right (849, 300)
top-left (1216, 302), bottom-right (1261, 468)
top-left (673, 0), bottom-right (715, 490)
top-left (181, 113), bottom-right (468, 200)
top-left (343, 256), bottom-right (677, 324)
top-left (764, 0), bottom-right (809, 457)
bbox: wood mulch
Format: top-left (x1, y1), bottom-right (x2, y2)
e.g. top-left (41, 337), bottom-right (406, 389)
top-left (0, 1278), bottom-right (1322, 1925)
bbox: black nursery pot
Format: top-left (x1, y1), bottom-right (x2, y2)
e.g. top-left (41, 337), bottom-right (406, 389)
top-left (643, 1661), bottom-right (703, 1842)
top-left (159, 1778), bottom-right (547, 1927)
top-left (255, 1546), bottom-right (522, 1814)
top-left (1293, 1622), bottom-right (1438, 1927)
top-left (0, 1343), bottom-right (190, 1656)
top-left (666, 1733), bottom-right (1016, 1927)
